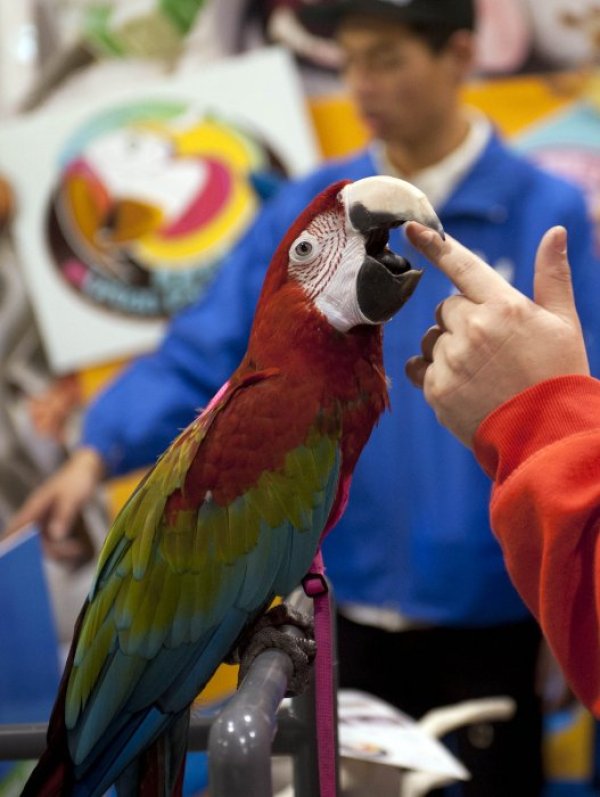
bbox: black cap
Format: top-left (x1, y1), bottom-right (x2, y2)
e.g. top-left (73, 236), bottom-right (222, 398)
top-left (299, 0), bottom-right (476, 34)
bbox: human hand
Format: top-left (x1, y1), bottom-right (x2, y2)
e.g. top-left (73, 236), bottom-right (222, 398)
top-left (4, 447), bottom-right (106, 566)
top-left (27, 374), bottom-right (82, 444)
top-left (404, 223), bottom-right (590, 447)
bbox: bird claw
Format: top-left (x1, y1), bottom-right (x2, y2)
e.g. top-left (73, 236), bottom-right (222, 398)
top-left (229, 603), bottom-right (316, 697)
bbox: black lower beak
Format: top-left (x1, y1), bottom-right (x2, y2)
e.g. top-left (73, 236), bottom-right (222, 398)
top-left (356, 256), bottom-right (423, 323)
top-left (340, 176), bottom-right (443, 325)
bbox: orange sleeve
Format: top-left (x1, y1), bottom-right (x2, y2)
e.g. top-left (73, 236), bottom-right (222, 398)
top-left (474, 375), bottom-right (600, 715)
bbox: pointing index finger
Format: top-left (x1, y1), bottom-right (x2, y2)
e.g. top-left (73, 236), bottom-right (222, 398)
top-left (405, 221), bottom-right (512, 303)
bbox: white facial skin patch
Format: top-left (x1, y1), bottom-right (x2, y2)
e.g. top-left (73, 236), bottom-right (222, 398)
top-left (313, 233), bottom-right (372, 331)
top-left (287, 209), bottom-right (373, 332)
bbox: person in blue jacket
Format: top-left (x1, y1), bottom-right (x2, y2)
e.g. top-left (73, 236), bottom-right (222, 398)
top-left (10, 1), bottom-right (600, 793)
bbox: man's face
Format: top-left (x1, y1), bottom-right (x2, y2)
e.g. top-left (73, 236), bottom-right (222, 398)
top-left (336, 17), bottom-right (465, 146)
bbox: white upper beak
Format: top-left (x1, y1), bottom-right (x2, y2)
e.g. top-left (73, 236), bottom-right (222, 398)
top-left (340, 176), bottom-right (444, 239)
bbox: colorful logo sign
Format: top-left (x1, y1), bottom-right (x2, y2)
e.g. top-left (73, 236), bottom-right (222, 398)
top-left (46, 101), bottom-right (286, 317)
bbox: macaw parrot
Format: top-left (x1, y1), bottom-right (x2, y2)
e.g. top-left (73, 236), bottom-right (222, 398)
top-left (23, 176), bottom-right (443, 797)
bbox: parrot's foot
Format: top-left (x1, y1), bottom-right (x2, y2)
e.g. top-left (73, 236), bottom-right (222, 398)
top-left (231, 604), bottom-right (316, 697)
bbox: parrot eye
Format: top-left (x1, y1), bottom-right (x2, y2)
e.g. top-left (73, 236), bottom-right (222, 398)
top-left (289, 233), bottom-right (320, 265)
top-left (296, 241), bottom-right (312, 256)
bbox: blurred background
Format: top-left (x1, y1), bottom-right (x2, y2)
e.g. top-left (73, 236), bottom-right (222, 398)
top-left (2, 1), bottom-right (600, 794)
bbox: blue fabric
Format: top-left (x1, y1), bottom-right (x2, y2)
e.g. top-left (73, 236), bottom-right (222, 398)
top-left (0, 528), bottom-right (61, 723)
top-left (182, 752), bottom-right (209, 795)
top-left (82, 132), bottom-right (600, 626)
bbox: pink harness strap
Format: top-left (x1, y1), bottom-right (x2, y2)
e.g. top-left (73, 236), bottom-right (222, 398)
top-left (302, 549), bottom-right (337, 797)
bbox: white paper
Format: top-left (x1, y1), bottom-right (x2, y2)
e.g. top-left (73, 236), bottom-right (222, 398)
top-left (338, 690), bottom-right (470, 780)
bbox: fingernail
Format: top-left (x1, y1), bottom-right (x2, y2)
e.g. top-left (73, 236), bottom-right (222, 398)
top-left (552, 226), bottom-right (567, 255)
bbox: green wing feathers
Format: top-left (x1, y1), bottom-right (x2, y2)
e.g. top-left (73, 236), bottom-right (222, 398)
top-left (65, 376), bottom-right (342, 750)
